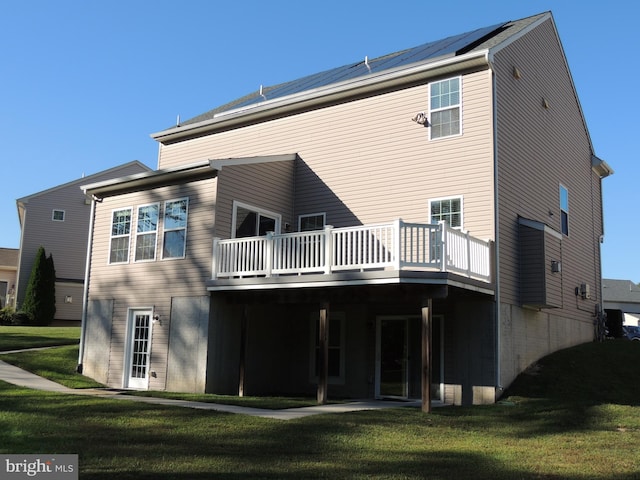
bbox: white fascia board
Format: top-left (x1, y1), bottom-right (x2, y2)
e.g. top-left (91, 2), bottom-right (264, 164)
top-left (209, 153), bottom-right (297, 170)
top-left (81, 160), bottom-right (215, 198)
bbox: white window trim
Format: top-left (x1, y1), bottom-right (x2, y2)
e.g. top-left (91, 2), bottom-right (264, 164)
top-left (162, 197), bottom-right (189, 260)
top-left (52, 209), bottom-right (65, 222)
top-left (108, 206), bottom-right (133, 265)
top-left (308, 311), bottom-right (346, 385)
top-left (134, 203), bottom-right (160, 263)
top-left (428, 76), bottom-right (463, 141)
top-left (429, 195), bottom-right (464, 230)
top-left (231, 200), bottom-right (281, 238)
top-left (298, 212), bottom-right (326, 232)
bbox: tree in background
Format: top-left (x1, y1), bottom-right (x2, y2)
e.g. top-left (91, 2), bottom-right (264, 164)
top-left (21, 246), bottom-right (56, 325)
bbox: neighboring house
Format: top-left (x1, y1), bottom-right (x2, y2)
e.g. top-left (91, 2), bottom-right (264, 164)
top-left (15, 161), bottom-right (152, 325)
top-left (0, 248), bottom-right (18, 308)
top-left (602, 279), bottom-right (640, 333)
top-left (78, 11), bottom-right (612, 407)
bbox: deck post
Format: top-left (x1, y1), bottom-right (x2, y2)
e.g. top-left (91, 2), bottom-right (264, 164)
top-left (393, 218), bottom-right (402, 270)
top-left (421, 297), bottom-right (432, 413)
top-left (265, 232), bottom-right (274, 277)
top-left (212, 237), bottom-right (220, 279)
top-left (238, 305), bottom-right (248, 397)
top-left (317, 301), bottom-right (330, 404)
top-left (323, 226), bottom-right (334, 274)
top-left (439, 221), bottom-right (447, 272)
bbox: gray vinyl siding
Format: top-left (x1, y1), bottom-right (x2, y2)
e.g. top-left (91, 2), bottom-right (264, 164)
top-left (15, 162), bottom-right (149, 321)
top-left (158, 73), bottom-right (495, 240)
top-left (87, 177), bottom-right (216, 389)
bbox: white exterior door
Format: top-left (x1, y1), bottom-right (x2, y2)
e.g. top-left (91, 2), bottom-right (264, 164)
top-left (125, 309), bottom-right (153, 389)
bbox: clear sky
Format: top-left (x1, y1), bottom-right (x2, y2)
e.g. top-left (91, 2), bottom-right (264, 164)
top-left (1, 1), bottom-right (637, 281)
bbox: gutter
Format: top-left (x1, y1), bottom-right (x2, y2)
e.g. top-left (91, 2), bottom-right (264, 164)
top-left (77, 194), bottom-right (96, 373)
top-left (487, 50), bottom-right (504, 397)
top-left (152, 50), bottom-right (491, 144)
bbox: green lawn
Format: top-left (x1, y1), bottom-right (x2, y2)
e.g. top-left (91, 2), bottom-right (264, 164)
top-left (1, 329), bottom-right (639, 479)
top-left (0, 325), bottom-right (80, 351)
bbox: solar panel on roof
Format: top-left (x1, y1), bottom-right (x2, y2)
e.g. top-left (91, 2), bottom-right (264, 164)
top-left (217, 22), bottom-right (505, 114)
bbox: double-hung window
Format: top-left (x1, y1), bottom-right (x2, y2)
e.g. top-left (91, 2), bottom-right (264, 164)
top-left (430, 196), bottom-right (463, 229)
top-left (135, 204), bottom-right (159, 262)
top-left (560, 185), bottom-right (569, 236)
top-left (162, 198), bottom-right (189, 259)
top-left (310, 312), bottom-right (345, 383)
top-left (429, 77), bottom-right (461, 139)
top-left (299, 213), bottom-right (326, 232)
top-left (109, 207), bottom-right (132, 264)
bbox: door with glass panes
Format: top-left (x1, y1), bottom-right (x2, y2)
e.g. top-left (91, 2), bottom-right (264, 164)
top-left (125, 309), bottom-right (153, 389)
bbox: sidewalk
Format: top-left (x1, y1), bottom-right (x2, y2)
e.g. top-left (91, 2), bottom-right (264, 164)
top-left (0, 357), bottom-right (421, 420)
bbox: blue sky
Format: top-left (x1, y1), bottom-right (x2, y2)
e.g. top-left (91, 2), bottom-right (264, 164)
top-left (1, 1), bottom-right (637, 281)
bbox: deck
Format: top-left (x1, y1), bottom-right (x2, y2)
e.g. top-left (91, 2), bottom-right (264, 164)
top-left (211, 220), bottom-right (492, 286)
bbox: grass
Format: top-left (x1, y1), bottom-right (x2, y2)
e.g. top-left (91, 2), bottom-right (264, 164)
top-left (0, 325), bottom-right (80, 351)
top-left (1, 328), bottom-right (640, 478)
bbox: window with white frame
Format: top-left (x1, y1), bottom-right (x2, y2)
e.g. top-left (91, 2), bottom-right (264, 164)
top-left (52, 210), bottom-right (65, 222)
top-left (162, 198), bottom-right (189, 259)
top-left (135, 203), bottom-right (159, 262)
top-left (310, 312), bottom-right (345, 383)
top-left (430, 196), bottom-right (463, 229)
top-left (299, 213), bottom-right (326, 232)
top-left (560, 184), bottom-right (569, 236)
top-left (429, 77), bottom-right (461, 139)
top-left (109, 207), bottom-right (132, 264)
top-left (232, 201), bottom-right (280, 238)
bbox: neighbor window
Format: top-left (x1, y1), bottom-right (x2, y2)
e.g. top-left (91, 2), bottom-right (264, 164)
top-left (560, 185), bottom-right (569, 236)
top-left (109, 207), bottom-right (132, 264)
top-left (299, 213), bottom-right (326, 232)
top-left (162, 198), bottom-right (188, 259)
top-left (135, 203), bottom-right (159, 262)
top-left (430, 196), bottom-right (463, 229)
top-left (310, 312), bottom-right (345, 383)
top-left (429, 77), bottom-right (461, 139)
top-left (232, 201), bottom-right (280, 238)
top-left (52, 210), bottom-right (65, 222)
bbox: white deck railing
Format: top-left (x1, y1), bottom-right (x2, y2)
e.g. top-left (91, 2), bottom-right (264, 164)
top-left (212, 220), bottom-right (492, 283)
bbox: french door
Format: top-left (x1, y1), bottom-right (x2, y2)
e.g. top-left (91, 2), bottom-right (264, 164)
top-left (125, 309), bottom-right (153, 389)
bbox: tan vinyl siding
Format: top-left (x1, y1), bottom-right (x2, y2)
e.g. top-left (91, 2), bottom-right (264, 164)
top-left (493, 18), bottom-right (603, 387)
top-left (214, 160), bottom-right (295, 238)
top-left (88, 177), bottom-right (216, 389)
top-left (494, 18), bottom-right (603, 310)
top-left (158, 72), bottom-right (495, 241)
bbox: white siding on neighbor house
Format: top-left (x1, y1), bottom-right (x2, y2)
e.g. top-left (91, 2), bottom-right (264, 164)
top-left (158, 72), bottom-right (496, 241)
top-left (492, 18), bottom-right (604, 388)
top-left (87, 178), bottom-right (217, 389)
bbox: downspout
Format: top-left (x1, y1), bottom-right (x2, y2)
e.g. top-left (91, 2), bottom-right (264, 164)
top-left (77, 193), bottom-right (97, 373)
top-left (488, 51), bottom-right (503, 396)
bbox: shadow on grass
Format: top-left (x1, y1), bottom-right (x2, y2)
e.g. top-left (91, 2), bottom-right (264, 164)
top-left (1, 382), bottom-right (639, 479)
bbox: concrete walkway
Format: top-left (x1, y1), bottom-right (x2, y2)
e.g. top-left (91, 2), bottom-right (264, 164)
top-left (0, 357), bottom-right (421, 420)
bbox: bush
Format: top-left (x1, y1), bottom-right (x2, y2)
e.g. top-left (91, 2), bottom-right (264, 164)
top-left (21, 246), bottom-right (56, 326)
top-left (0, 306), bottom-right (16, 325)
